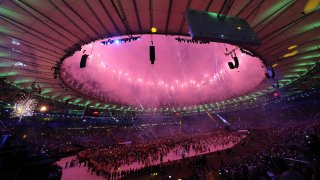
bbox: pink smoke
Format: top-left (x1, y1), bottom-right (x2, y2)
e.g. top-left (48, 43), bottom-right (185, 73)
top-left (61, 35), bottom-right (264, 108)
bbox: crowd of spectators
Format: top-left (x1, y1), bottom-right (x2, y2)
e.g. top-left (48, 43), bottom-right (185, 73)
top-left (213, 120), bottom-right (320, 180)
top-left (2, 114), bottom-right (222, 155)
top-left (1, 90), bottom-right (320, 179)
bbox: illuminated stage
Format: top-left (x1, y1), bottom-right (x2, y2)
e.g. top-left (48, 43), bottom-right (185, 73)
top-left (61, 35), bottom-right (264, 108)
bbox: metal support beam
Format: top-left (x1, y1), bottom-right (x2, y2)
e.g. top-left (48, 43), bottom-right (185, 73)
top-left (165, 0), bottom-right (173, 34)
top-left (132, 0), bottom-right (143, 32)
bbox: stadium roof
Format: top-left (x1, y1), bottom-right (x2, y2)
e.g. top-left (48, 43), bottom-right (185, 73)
top-left (0, 0), bottom-right (319, 112)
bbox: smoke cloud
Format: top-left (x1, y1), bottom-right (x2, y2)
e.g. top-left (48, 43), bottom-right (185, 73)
top-left (61, 35), bottom-right (264, 108)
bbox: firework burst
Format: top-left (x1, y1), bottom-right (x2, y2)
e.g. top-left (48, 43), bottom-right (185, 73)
top-left (11, 95), bottom-right (38, 119)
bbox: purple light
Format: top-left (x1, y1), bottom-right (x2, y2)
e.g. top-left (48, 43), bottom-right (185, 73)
top-left (62, 35), bottom-right (265, 108)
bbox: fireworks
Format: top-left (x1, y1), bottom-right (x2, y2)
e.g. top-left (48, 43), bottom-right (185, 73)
top-left (62, 35), bottom-right (265, 107)
top-left (11, 95), bottom-right (38, 118)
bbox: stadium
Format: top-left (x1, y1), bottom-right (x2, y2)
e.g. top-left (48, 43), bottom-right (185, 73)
top-left (0, 0), bottom-right (319, 179)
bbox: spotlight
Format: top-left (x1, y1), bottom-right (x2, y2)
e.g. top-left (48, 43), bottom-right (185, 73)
top-left (101, 36), bottom-right (141, 45)
top-left (92, 111), bottom-right (99, 117)
top-left (266, 66), bottom-right (275, 79)
top-left (40, 105), bottom-right (47, 112)
top-left (240, 48), bottom-right (258, 57)
top-left (174, 37), bottom-right (209, 44)
top-left (151, 27), bottom-right (157, 33)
